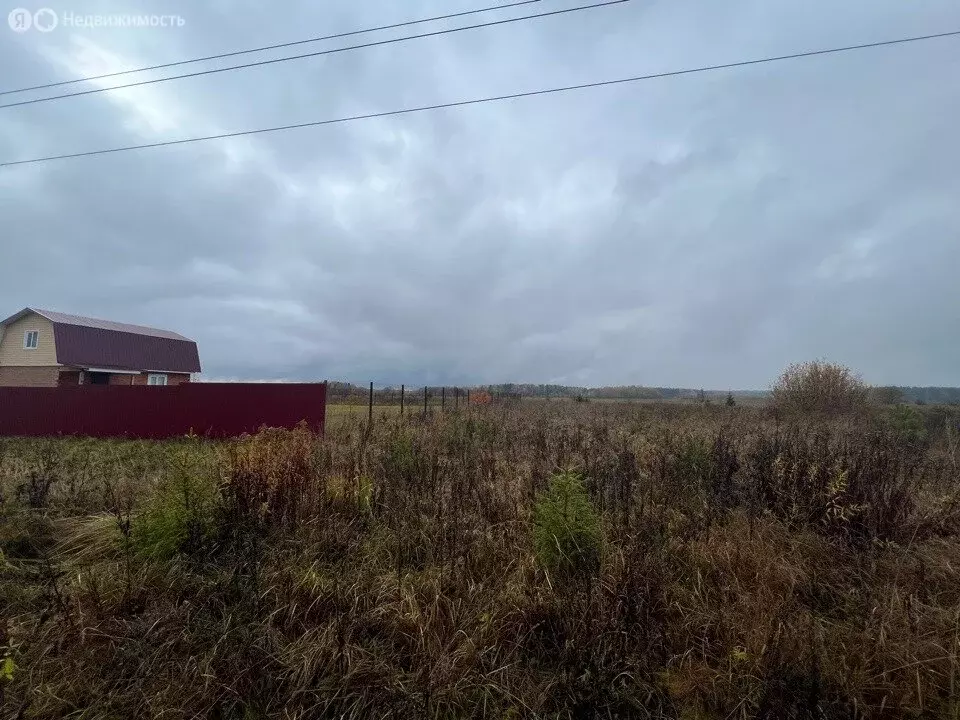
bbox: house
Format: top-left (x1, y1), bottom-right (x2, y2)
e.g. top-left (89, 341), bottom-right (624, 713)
top-left (0, 308), bottom-right (201, 387)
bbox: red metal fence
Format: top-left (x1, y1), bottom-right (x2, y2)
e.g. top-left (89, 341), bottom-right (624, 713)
top-left (0, 382), bottom-right (326, 439)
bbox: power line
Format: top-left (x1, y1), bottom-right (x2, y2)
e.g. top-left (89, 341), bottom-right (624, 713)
top-left (2, 29), bottom-right (957, 169)
top-left (0, 0), bottom-right (543, 98)
top-left (0, 0), bottom-right (628, 110)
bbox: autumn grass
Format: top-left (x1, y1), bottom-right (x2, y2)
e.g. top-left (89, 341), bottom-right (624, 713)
top-left (325, 403), bottom-right (404, 417)
top-left (1, 402), bottom-right (960, 718)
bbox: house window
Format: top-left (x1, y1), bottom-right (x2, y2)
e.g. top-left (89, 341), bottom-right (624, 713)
top-left (23, 330), bottom-right (39, 349)
top-left (148, 374), bottom-right (168, 386)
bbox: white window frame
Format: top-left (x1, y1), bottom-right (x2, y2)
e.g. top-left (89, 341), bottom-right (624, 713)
top-left (23, 330), bottom-right (39, 350)
top-left (147, 373), bottom-right (168, 386)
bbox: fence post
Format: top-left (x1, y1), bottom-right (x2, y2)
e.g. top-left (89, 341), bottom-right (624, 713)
top-left (368, 382), bottom-right (373, 425)
top-left (442, 386), bottom-right (446, 411)
top-left (455, 387), bottom-right (459, 409)
top-left (400, 384), bottom-right (405, 417)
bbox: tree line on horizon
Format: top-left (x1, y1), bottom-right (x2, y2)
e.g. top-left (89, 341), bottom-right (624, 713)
top-left (325, 380), bottom-right (960, 405)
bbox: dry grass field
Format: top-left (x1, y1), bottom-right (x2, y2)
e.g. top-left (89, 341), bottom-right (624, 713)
top-left (2, 400), bottom-right (960, 718)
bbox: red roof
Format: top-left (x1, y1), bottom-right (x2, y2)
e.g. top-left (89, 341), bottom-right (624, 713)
top-left (1, 308), bottom-right (201, 374)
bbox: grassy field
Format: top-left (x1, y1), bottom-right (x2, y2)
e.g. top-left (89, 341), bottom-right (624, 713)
top-left (325, 403), bottom-right (404, 420)
top-left (2, 401), bottom-right (960, 718)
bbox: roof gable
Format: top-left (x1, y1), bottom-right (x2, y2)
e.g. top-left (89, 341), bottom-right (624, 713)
top-left (0, 308), bottom-right (41, 327)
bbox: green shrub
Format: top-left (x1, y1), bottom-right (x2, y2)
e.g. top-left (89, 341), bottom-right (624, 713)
top-left (383, 432), bottom-right (418, 482)
top-left (533, 470), bottom-right (602, 578)
top-left (135, 448), bottom-right (220, 560)
top-left (673, 436), bottom-right (712, 483)
top-left (887, 404), bottom-right (927, 445)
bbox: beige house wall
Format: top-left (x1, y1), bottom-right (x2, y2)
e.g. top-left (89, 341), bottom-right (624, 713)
top-left (0, 313), bottom-right (59, 367)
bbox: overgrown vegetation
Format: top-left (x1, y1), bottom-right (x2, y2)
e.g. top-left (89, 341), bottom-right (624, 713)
top-left (772, 359), bottom-right (869, 414)
top-left (2, 398), bottom-right (960, 718)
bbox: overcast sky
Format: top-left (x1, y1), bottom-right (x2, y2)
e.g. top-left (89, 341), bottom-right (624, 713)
top-left (1, 0), bottom-right (958, 388)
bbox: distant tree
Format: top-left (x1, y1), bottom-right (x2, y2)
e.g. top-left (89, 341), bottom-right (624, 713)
top-left (726, 392), bottom-right (736, 407)
top-left (697, 388), bottom-right (707, 404)
top-left (772, 360), bottom-right (868, 414)
top-left (868, 386), bottom-right (904, 405)
top-left (897, 387), bottom-right (960, 405)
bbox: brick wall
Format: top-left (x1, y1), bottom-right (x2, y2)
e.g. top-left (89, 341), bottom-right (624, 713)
top-left (0, 366), bottom-right (60, 387)
top-left (130, 373), bottom-right (191, 386)
top-left (0, 367), bottom-right (193, 387)
top-left (58, 371), bottom-right (81, 386)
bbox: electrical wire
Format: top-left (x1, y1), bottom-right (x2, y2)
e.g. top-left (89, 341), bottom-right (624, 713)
top-left (0, 0), bottom-right (628, 110)
top-left (0, 0), bottom-right (543, 97)
top-left (2, 29), bottom-right (957, 168)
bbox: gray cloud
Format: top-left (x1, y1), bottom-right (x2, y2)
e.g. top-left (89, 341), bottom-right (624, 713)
top-left (2, 0), bottom-right (959, 387)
